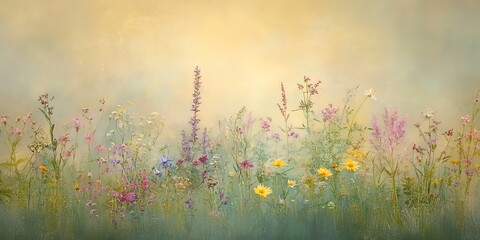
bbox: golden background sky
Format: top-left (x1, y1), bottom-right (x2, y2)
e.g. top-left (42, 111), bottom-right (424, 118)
top-left (1, 0), bottom-right (479, 139)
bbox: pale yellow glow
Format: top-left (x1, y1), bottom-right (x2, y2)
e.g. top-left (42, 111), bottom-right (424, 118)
top-left (0, 0), bottom-right (478, 140)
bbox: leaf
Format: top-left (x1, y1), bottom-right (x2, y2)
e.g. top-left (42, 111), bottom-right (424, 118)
top-left (0, 162), bottom-right (12, 168)
top-left (280, 167), bottom-right (295, 175)
top-left (384, 168), bottom-right (391, 176)
top-left (13, 158), bottom-right (27, 166)
top-left (0, 187), bottom-right (12, 199)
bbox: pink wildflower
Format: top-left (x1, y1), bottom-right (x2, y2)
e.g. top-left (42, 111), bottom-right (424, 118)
top-left (95, 144), bottom-right (105, 153)
top-left (22, 113), bottom-right (32, 123)
top-left (288, 130), bottom-right (299, 139)
top-left (371, 108), bottom-right (407, 155)
top-left (64, 148), bottom-right (73, 158)
top-left (140, 171), bottom-right (149, 190)
top-left (192, 159), bottom-right (200, 166)
top-left (10, 128), bottom-right (22, 137)
top-left (461, 115), bottom-right (471, 125)
top-left (84, 132), bottom-right (94, 143)
top-left (261, 117), bottom-right (272, 132)
top-left (58, 134), bottom-right (70, 146)
top-left (322, 104), bottom-right (338, 122)
top-left (468, 129), bottom-right (480, 142)
top-left (125, 192), bottom-right (136, 202)
top-left (198, 155), bottom-right (208, 164)
top-left (72, 117), bottom-right (81, 131)
top-left (239, 159), bottom-right (254, 170)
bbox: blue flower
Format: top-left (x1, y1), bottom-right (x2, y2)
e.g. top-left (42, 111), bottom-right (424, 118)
top-left (159, 155), bottom-right (173, 169)
top-left (153, 168), bottom-right (163, 178)
top-left (185, 198), bottom-right (194, 208)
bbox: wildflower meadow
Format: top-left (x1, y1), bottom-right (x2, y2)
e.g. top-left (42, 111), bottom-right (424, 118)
top-left (1, 67), bottom-right (480, 239)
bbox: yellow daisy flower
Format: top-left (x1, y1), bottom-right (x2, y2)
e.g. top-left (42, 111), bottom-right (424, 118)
top-left (288, 180), bottom-right (296, 188)
top-left (254, 184), bottom-right (272, 198)
top-left (39, 165), bottom-right (48, 173)
top-left (317, 167), bottom-right (332, 179)
top-left (272, 159), bottom-right (285, 168)
top-left (343, 159), bottom-right (359, 172)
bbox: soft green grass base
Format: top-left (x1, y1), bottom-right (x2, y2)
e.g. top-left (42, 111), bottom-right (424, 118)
top-left (2, 200), bottom-right (479, 240)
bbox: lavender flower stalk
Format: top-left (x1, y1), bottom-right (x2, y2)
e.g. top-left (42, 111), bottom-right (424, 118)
top-left (370, 108), bottom-right (406, 213)
top-left (277, 82), bottom-right (291, 159)
top-left (181, 130), bottom-right (191, 162)
top-left (189, 66), bottom-right (202, 144)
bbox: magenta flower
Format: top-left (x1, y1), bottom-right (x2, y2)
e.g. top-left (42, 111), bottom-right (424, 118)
top-left (288, 130), bottom-right (299, 139)
top-left (322, 104), bottom-right (338, 122)
top-left (125, 192), bottom-right (136, 202)
top-left (198, 155), bottom-right (208, 164)
top-left (142, 179), bottom-right (149, 190)
top-left (176, 159), bottom-right (184, 166)
top-left (261, 117), bottom-right (272, 132)
top-left (445, 129), bottom-right (453, 137)
top-left (239, 160), bottom-right (254, 170)
top-left (141, 171), bottom-right (149, 190)
top-left (128, 181), bottom-right (138, 189)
